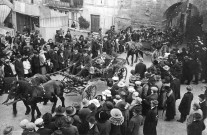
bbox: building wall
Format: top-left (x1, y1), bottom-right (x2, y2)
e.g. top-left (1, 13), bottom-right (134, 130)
top-left (82, 0), bottom-right (119, 33)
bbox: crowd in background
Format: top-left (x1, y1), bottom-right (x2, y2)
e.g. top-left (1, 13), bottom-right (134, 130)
top-left (1, 24), bottom-right (207, 135)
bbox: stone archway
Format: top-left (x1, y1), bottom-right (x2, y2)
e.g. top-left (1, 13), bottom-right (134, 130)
top-left (163, 1), bottom-right (202, 39)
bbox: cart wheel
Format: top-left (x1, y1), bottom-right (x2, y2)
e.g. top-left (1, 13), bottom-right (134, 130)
top-left (118, 67), bottom-right (128, 80)
top-left (82, 85), bottom-right (97, 100)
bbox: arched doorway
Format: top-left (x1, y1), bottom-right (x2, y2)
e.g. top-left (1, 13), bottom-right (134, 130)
top-left (163, 2), bottom-right (203, 40)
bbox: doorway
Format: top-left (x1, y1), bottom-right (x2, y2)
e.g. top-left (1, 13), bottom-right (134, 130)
top-left (91, 14), bottom-right (100, 32)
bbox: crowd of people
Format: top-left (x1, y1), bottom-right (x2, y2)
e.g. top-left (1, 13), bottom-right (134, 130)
top-left (1, 24), bottom-right (207, 135)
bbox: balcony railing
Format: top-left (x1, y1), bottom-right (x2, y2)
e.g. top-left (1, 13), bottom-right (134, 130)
top-left (14, 0), bottom-right (83, 8)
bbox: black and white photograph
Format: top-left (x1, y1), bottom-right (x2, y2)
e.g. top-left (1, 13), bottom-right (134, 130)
top-left (0, 0), bottom-right (207, 135)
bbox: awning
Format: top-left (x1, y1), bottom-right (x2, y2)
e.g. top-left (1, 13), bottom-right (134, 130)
top-left (0, 0), bottom-right (13, 9)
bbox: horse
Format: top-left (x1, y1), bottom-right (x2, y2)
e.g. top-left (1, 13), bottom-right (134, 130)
top-left (25, 74), bottom-right (51, 86)
top-left (3, 80), bottom-right (66, 122)
top-left (0, 74), bottom-right (51, 117)
top-left (125, 41), bottom-right (144, 66)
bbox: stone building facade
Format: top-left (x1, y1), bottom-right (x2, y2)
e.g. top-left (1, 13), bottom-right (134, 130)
top-left (115, 0), bottom-right (207, 31)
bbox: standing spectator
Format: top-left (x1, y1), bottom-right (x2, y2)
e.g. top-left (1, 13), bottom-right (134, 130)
top-left (187, 113), bottom-right (205, 135)
top-left (165, 85), bottom-right (176, 121)
top-left (170, 76), bottom-right (181, 100)
top-left (65, 30), bottom-right (72, 43)
top-left (35, 118), bottom-right (53, 135)
top-left (135, 58), bottom-right (146, 79)
top-left (42, 113), bottom-right (56, 132)
top-left (5, 32), bottom-right (12, 45)
top-left (31, 50), bottom-right (40, 75)
top-left (39, 50), bottom-right (47, 75)
top-left (58, 51), bottom-right (65, 70)
top-left (14, 54), bottom-right (24, 78)
top-left (52, 47), bottom-right (59, 72)
top-left (69, 48), bottom-right (81, 75)
top-left (91, 38), bottom-right (100, 59)
top-left (177, 85), bottom-right (194, 123)
top-left (86, 116), bottom-right (100, 135)
top-left (143, 100), bottom-right (158, 135)
top-left (61, 116), bottom-right (79, 135)
top-left (23, 25), bottom-right (30, 35)
top-left (187, 103), bottom-right (203, 134)
top-left (3, 59), bottom-right (14, 77)
top-left (96, 111), bottom-right (111, 135)
top-left (23, 56), bottom-right (31, 78)
top-left (71, 22), bottom-right (76, 29)
top-left (128, 107), bottom-right (143, 135)
top-left (198, 94), bottom-right (207, 120)
top-left (109, 108), bottom-right (124, 135)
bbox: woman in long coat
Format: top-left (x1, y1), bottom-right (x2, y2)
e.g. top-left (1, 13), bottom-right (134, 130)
top-left (143, 100), bottom-right (158, 135)
top-left (165, 86), bottom-right (176, 121)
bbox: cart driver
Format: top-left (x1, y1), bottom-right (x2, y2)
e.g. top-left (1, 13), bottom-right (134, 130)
top-left (76, 50), bottom-right (92, 77)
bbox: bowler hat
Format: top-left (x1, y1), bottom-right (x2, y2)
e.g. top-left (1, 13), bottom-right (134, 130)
top-left (66, 106), bottom-right (76, 116)
top-left (55, 105), bottom-right (66, 115)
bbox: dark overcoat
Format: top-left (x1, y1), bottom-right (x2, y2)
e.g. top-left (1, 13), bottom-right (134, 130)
top-left (199, 100), bottom-right (207, 120)
top-left (166, 91), bottom-right (176, 120)
top-left (178, 91), bottom-right (193, 115)
top-left (170, 78), bottom-right (181, 100)
top-left (135, 62), bottom-right (146, 79)
top-left (143, 107), bottom-right (158, 135)
top-left (187, 120), bottom-right (206, 135)
top-left (14, 60), bottom-right (24, 78)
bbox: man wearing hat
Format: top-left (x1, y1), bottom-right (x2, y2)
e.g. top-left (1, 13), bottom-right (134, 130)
top-left (51, 47), bottom-right (59, 72)
top-left (76, 50), bottom-right (92, 77)
top-left (165, 85), bottom-right (176, 121)
top-left (187, 113), bottom-right (206, 135)
top-left (128, 107), bottom-right (143, 135)
top-left (69, 47), bottom-right (81, 75)
top-left (3, 59), bottom-right (15, 77)
top-left (35, 118), bottom-right (53, 135)
top-left (14, 54), bottom-right (24, 78)
top-left (198, 94), bottom-right (207, 120)
top-left (52, 105), bottom-right (68, 128)
top-left (135, 57), bottom-right (146, 79)
top-left (78, 98), bottom-right (91, 123)
top-left (143, 100), bottom-right (158, 135)
top-left (177, 86), bottom-right (194, 123)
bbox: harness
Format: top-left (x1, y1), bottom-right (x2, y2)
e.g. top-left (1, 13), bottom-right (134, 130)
top-left (40, 84), bottom-right (46, 95)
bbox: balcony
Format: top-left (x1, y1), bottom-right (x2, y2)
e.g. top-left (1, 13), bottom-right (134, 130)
top-left (43, 0), bottom-right (83, 9)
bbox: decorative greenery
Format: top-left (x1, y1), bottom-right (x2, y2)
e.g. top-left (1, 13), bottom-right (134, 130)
top-left (78, 16), bottom-right (90, 29)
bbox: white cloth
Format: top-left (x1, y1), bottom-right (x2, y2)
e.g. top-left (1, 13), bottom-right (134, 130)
top-left (9, 63), bottom-right (16, 75)
top-left (23, 60), bottom-right (31, 74)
